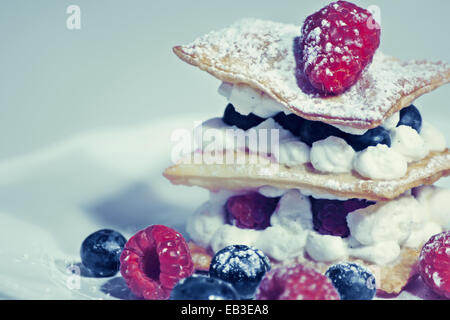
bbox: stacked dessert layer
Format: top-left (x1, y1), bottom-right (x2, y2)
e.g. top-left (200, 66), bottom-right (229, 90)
top-left (164, 19), bottom-right (450, 294)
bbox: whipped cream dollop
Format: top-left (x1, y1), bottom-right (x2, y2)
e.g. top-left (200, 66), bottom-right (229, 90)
top-left (349, 241), bottom-right (401, 266)
top-left (187, 186), bottom-right (449, 265)
top-left (390, 125), bottom-right (429, 162)
top-left (305, 232), bottom-right (348, 262)
top-left (219, 82), bottom-right (284, 118)
top-left (278, 138), bottom-right (311, 166)
top-left (331, 124), bottom-right (368, 135)
top-left (414, 185), bottom-right (450, 230)
top-left (381, 112), bottom-right (400, 130)
top-left (194, 117), bottom-right (310, 166)
top-left (201, 82), bottom-right (447, 180)
top-left (353, 144), bottom-right (408, 180)
top-left (310, 136), bottom-right (356, 173)
top-left (194, 117), bottom-right (245, 154)
top-left (347, 195), bottom-right (422, 246)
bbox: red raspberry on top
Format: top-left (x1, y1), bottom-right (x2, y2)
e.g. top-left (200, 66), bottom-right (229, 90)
top-left (120, 225), bottom-right (194, 300)
top-left (419, 231), bottom-right (450, 299)
top-left (256, 264), bottom-right (340, 300)
top-left (299, 1), bottom-right (381, 95)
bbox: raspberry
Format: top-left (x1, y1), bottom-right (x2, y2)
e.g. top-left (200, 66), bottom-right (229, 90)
top-left (419, 231), bottom-right (450, 299)
top-left (225, 193), bottom-right (280, 230)
top-left (299, 1), bottom-right (381, 94)
top-left (256, 264), bottom-right (340, 300)
top-left (311, 198), bottom-right (374, 237)
top-left (119, 225), bottom-right (194, 300)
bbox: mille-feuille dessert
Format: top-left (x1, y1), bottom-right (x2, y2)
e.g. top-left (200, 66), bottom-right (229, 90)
top-left (164, 1), bottom-right (450, 295)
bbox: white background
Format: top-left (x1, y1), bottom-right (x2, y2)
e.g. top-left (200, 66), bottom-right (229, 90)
top-left (0, 0), bottom-right (449, 159)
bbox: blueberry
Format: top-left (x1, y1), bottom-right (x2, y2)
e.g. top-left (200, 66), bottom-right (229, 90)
top-left (298, 119), bottom-right (346, 146)
top-left (80, 229), bottom-right (127, 277)
top-left (325, 263), bottom-right (376, 300)
top-left (346, 126), bottom-right (391, 152)
top-left (222, 104), bottom-right (265, 130)
top-left (273, 112), bottom-right (305, 136)
top-left (209, 245), bottom-right (271, 299)
top-left (298, 118), bottom-right (391, 151)
top-left (170, 275), bottom-right (239, 300)
top-left (398, 104), bottom-right (422, 133)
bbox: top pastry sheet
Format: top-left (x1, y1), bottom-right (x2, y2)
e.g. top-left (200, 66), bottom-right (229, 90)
top-left (174, 19), bottom-right (450, 129)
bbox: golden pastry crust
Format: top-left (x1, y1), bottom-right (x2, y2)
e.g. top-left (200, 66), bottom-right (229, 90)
top-left (188, 242), bottom-right (212, 272)
top-left (174, 19), bottom-right (450, 129)
top-left (164, 149), bottom-right (450, 202)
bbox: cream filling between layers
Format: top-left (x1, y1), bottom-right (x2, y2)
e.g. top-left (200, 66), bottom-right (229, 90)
top-left (186, 186), bottom-right (450, 266)
top-left (196, 83), bottom-right (447, 180)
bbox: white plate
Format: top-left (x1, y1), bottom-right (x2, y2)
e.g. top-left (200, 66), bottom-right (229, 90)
top-left (0, 115), bottom-right (446, 300)
top-left (0, 115), bottom-right (208, 299)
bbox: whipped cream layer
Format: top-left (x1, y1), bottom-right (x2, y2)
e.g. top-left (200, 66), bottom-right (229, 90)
top-left (220, 82), bottom-right (372, 135)
top-left (187, 186), bottom-right (450, 265)
top-left (194, 83), bottom-right (447, 180)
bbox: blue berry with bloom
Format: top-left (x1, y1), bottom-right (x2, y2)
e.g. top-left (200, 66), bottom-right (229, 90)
top-left (325, 263), bottom-right (376, 300)
top-left (80, 229), bottom-right (126, 277)
top-left (222, 104), bottom-right (265, 130)
top-left (209, 245), bottom-right (271, 299)
top-left (170, 275), bottom-right (239, 300)
top-left (398, 104), bottom-right (422, 132)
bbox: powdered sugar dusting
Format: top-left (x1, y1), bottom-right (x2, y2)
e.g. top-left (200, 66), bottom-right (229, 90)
top-left (213, 245), bottom-right (270, 278)
top-left (420, 231), bottom-right (450, 258)
top-left (433, 272), bottom-right (442, 287)
top-left (418, 231), bottom-right (449, 296)
top-left (177, 19), bottom-right (449, 127)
